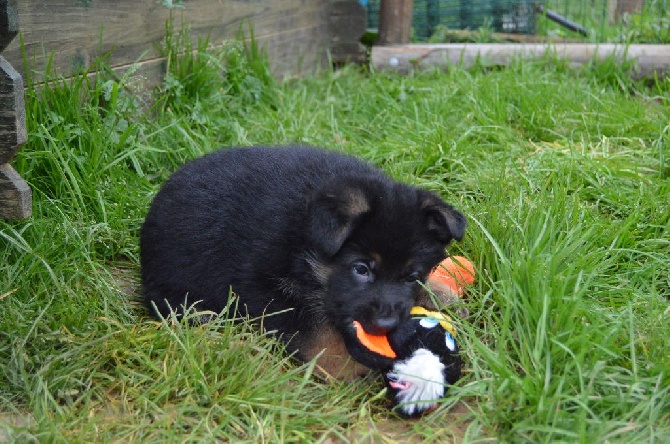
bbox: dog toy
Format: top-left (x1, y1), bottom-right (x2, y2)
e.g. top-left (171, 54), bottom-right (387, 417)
top-left (346, 256), bottom-right (475, 417)
top-left (430, 255), bottom-right (475, 297)
top-left (352, 306), bottom-right (462, 417)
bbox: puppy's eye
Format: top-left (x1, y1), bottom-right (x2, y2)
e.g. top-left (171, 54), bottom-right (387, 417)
top-left (352, 262), bottom-right (370, 276)
top-left (404, 272), bottom-right (420, 283)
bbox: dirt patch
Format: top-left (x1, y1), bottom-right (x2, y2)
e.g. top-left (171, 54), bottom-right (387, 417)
top-left (326, 401), bottom-right (475, 443)
top-left (108, 263), bottom-right (141, 301)
top-left (0, 413), bottom-right (34, 443)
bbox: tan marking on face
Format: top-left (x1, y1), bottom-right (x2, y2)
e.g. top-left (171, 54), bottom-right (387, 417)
top-left (370, 252), bottom-right (382, 266)
top-left (299, 326), bottom-right (372, 382)
top-left (305, 253), bottom-right (335, 286)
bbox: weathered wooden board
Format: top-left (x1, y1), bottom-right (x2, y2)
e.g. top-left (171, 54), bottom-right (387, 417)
top-left (0, 163), bottom-right (31, 219)
top-left (0, 0), bottom-right (19, 52)
top-left (1, 0), bottom-right (30, 220)
top-left (372, 43), bottom-right (670, 79)
top-left (329, 0), bottom-right (366, 63)
top-left (0, 55), bottom-right (26, 163)
top-left (2, 0), bottom-right (334, 82)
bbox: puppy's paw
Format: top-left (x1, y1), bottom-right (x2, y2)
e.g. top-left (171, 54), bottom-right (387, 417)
top-left (299, 326), bottom-right (373, 382)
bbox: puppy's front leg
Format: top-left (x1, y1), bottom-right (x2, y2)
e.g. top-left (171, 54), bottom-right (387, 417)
top-left (298, 326), bottom-right (373, 382)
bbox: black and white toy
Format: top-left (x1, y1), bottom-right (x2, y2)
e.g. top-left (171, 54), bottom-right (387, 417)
top-left (346, 306), bottom-right (462, 417)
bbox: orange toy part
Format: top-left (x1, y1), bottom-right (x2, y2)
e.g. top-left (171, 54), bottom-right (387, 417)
top-left (429, 256), bottom-right (475, 296)
top-left (353, 320), bottom-right (397, 359)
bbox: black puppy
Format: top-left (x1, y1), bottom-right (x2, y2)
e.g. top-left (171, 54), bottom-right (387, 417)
top-left (140, 145), bottom-right (466, 379)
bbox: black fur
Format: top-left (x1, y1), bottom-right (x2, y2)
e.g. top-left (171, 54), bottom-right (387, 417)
top-left (140, 145), bottom-right (466, 367)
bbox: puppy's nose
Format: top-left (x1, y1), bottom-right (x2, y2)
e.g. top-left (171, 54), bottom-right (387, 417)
top-left (373, 316), bottom-right (399, 334)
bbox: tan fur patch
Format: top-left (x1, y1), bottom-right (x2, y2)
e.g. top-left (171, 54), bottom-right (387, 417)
top-left (304, 253), bottom-right (334, 286)
top-left (370, 252), bottom-right (382, 266)
top-left (342, 188), bottom-right (370, 218)
top-left (300, 326), bottom-right (372, 382)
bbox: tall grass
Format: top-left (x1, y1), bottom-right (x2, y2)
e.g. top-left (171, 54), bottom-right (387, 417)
top-left (1, 23), bottom-right (669, 442)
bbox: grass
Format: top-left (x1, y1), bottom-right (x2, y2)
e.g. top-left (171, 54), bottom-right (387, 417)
top-left (1, 23), bottom-right (669, 442)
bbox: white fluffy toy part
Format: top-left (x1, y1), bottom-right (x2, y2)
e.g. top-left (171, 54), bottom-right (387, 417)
top-left (386, 348), bottom-right (446, 417)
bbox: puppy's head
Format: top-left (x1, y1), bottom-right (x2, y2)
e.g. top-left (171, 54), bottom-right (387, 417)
top-left (306, 177), bottom-right (466, 340)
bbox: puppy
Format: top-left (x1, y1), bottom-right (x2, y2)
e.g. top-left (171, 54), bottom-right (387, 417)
top-left (140, 145), bottom-right (466, 379)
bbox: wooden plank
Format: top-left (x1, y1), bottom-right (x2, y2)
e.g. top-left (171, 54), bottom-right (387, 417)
top-left (2, 0), bottom-right (332, 81)
top-left (0, 55), bottom-right (26, 163)
top-left (83, 20), bottom-right (333, 102)
top-left (0, 0), bottom-right (19, 52)
top-left (371, 43), bottom-right (670, 79)
top-left (1, 0), bottom-right (30, 219)
top-left (0, 163), bottom-right (31, 219)
top-left (329, 0), bottom-right (366, 63)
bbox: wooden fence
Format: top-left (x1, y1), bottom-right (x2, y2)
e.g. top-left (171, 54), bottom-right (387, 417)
top-left (0, 0), bottom-right (366, 219)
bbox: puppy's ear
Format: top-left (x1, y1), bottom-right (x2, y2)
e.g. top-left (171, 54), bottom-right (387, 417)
top-left (308, 184), bottom-right (371, 256)
top-left (420, 191), bottom-right (467, 243)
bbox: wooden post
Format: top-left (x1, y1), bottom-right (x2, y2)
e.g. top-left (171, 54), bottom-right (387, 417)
top-left (0, 0), bottom-right (30, 219)
top-left (617, 0), bottom-right (646, 19)
top-left (378, 0), bottom-right (413, 45)
top-left (608, 0), bottom-right (646, 23)
top-left (329, 0), bottom-right (367, 64)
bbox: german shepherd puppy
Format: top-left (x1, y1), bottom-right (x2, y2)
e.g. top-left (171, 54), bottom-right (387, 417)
top-left (140, 145), bottom-right (466, 379)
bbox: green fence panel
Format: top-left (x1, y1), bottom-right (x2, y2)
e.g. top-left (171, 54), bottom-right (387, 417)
top-left (366, 0), bottom-right (669, 42)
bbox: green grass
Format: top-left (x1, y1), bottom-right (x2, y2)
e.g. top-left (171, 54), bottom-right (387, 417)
top-left (1, 25), bottom-right (669, 442)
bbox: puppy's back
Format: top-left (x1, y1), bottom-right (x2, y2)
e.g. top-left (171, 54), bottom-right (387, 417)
top-left (140, 145), bottom-right (383, 320)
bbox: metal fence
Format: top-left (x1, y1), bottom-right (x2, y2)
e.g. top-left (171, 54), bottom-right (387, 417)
top-left (365, 0), bottom-right (670, 42)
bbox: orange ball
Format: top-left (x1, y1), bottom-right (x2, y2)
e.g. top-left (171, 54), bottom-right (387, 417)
top-left (429, 256), bottom-right (475, 295)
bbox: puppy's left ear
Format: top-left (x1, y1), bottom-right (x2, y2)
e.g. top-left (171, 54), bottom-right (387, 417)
top-left (308, 183), bottom-right (371, 256)
top-left (420, 191), bottom-right (467, 243)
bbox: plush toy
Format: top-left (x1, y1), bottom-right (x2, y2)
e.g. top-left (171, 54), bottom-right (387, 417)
top-left (345, 256), bottom-right (474, 417)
